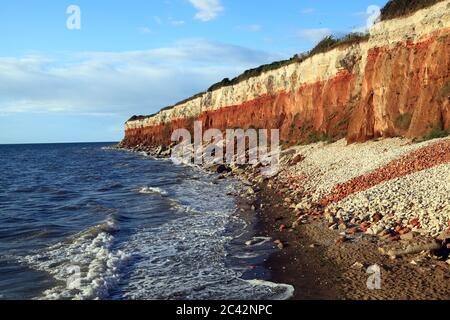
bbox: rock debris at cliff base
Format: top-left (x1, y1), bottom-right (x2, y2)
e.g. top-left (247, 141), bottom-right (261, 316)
top-left (278, 137), bottom-right (450, 239)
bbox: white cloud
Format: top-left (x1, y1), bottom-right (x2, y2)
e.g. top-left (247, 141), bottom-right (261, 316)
top-left (301, 8), bottom-right (316, 15)
top-left (189, 0), bottom-right (224, 22)
top-left (170, 19), bottom-right (186, 26)
top-left (0, 39), bottom-right (281, 118)
top-left (139, 27), bottom-right (152, 34)
top-left (297, 28), bottom-right (333, 43)
top-left (237, 24), bottom-right (262, 32)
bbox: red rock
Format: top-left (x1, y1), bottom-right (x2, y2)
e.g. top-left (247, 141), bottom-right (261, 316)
top-left (409, 218), bottom-right (420, 227)
top-left (399, 228), bottom-right (411, 235)
top-left (321, 140), bottom-right (450, 205)
top-left (372, 213), bottom-right (383, 223)
top-left (360, 222), bottom-right (371, 232)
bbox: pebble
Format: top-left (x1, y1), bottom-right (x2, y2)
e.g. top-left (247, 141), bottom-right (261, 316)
top-left (351, 262), bottom-right (364, 269)
top-left (274, 240), bottom-right (284, 250)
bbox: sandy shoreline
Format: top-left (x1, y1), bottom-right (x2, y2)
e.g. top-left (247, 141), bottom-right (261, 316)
top-left (253, 181), bottom-right (450, 300)
top-left (115, 136), bottom-right (450, 300)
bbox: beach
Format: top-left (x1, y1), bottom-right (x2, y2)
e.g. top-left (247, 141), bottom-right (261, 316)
top-left (124, 135), bottom-right (450, 300)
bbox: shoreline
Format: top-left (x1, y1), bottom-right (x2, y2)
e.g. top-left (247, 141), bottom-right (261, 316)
top-left (114, 139), bottom-right (450, 300)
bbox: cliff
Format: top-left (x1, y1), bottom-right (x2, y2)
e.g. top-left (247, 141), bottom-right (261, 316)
top-left (122, 0), bottom-right (450, 148)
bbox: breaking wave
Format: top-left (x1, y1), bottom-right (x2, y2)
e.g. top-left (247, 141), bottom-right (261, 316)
top-left (20, 218), bottom-right (130, 300)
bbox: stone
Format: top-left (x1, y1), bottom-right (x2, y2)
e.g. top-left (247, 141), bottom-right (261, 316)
top-left (279, 224), bottom-right (287, 232)
top-left (351, 262), bottom-right (364, 269)
top-left (400, 232), bottom-right (414, 241)
top-left (437, 231), bottom-right (450, 241)
top-left (372, 213), bottom-right (383, 223)
top-left (274, 240), bottom-right (284, 250)
top-left (329, 223), bottom-right (338, 230)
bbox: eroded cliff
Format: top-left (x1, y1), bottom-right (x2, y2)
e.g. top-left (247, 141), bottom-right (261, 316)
top-left (122, 1), bottom-right (450, 147)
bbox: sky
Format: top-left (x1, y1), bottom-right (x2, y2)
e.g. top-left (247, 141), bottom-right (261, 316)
top-left (0, 0), bottom-right (388, 144)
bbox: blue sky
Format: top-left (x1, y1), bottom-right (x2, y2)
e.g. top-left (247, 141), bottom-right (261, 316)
top-left (0, 0), bottom-right (387, 144)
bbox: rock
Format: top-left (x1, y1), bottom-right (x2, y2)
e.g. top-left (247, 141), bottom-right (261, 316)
top-left (216, 164), bottom-right (232, 174)
top-left (338, 223), bottom-right (347, 231)
top-left (279, 224), bottom-right (287, 232)
top-left (292, 218), bottom-right (302, 229)
top-left (274, 240), bottom-right (284, 250)
top-left (247, 187), bottom-right (255, 195)
top-left (329, 223), bottom-right (338, 230)
top-left (290, 154), bottom-right (305, 165)
top-left (400, 232), bottom-right (414, 241)
top-left (335, 236), bottom-right (350, 245)
top-left (446, 259), bottom-right (450, 266)
top-left (437, 231), bottom-right (450, 241)
top-left (379, 241), bottom-right (441, 259)
top-left (155, 145), bottom-right (168, 156)
top-left (398, 227), bottom-right (411, 235)
top-left (351, 262), bottom-right (364, 269)
top-left (372, 213), bottom-right (383, 223)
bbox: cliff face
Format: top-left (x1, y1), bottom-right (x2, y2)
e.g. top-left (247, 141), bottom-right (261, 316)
top-left (122, 1), bottom-right (450, 147)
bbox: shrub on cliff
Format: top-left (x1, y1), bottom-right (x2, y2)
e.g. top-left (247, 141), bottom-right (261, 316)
top-left (380, 0), bottom-right (444, 21)
top-left (414, 128), bottom-right (449, 142)
top-left (309, 33), bottom-right (369, 56)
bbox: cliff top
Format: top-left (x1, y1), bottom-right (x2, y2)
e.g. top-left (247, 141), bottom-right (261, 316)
top-left (127, 0), bottom-right (447, 123)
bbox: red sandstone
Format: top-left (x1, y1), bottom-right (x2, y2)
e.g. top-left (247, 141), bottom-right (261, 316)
top-left (320, 140), bottom-right (450, 206)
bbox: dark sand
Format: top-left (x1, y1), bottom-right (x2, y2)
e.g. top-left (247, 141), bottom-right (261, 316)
top-left (251, 182), bottom-right (450, 300)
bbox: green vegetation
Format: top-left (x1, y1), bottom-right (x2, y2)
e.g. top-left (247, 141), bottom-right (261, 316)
top-left (138, 33), bottom-right (369, 119)
top-left (306, 132), bottom-right (333, 144)
top-left (380, 0), bottom-right (444, 21)
top-left (309, 33), bottom-right (369, 57)
top-left (127, 115), bottom-right (148, 122)
top-left (414, 127), bottom-right (449, 143)
top-left (129, 0), bottom-right (447, 121)
top-left (395, 113), bottom-right (413, 130)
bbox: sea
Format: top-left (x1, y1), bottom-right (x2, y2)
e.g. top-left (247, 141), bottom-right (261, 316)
top-left (0, 143), bottom-right (293, 300)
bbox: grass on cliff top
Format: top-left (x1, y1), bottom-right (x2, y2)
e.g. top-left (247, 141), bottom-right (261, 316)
top-left (127, 0), bottom-right (446, 122)
top-left (126, 33), bottom-right (369, 122)
top-left (380, 0), bottom-right (445, 21)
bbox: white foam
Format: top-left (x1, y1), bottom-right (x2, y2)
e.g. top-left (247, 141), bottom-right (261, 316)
top-left (245, 236), bottom-right (272, 247)
top-left (20, 218), bottom-right (130, 300)
top-left (137, 186), bottom-right (168, 196)
top-left (120, 209), bottom-right (294, 300)
top-left (245, 280), bottom-right (295, 300)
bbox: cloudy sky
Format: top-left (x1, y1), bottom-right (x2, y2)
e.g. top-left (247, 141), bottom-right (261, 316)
top-left (0, 0), bottom-right (387, 144)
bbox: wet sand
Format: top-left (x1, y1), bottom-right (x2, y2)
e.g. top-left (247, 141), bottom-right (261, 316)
top-left (252, 182), bottom-right (450, 300)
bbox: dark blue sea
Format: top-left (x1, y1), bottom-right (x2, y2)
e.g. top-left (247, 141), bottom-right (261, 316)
top-left (0, 143), bottom-right (293, 300)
